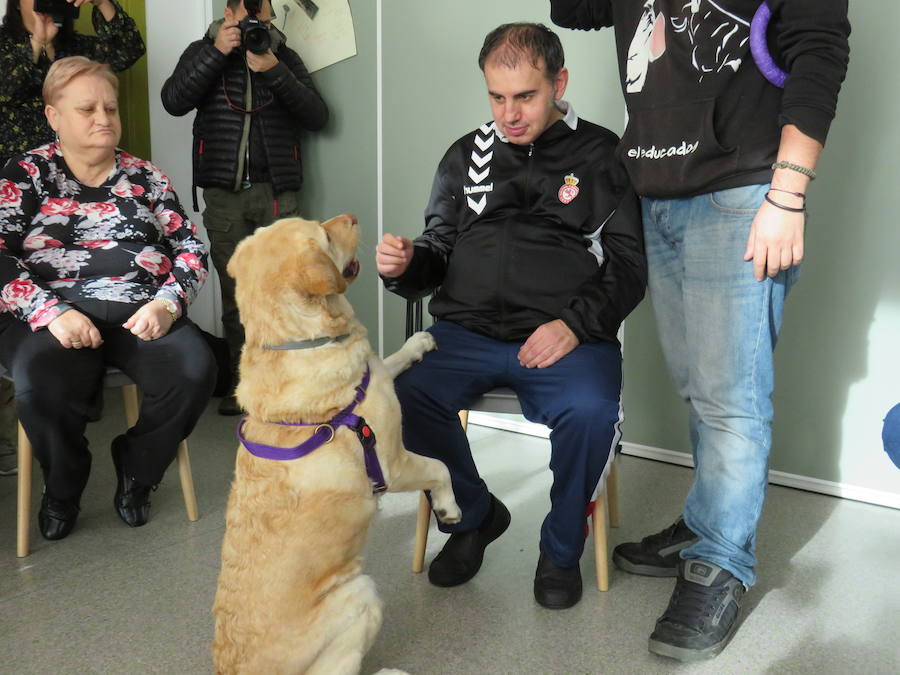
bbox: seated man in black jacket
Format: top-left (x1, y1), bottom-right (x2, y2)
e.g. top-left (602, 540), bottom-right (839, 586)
top-left (376, 23), bottom-right (646, 609)
top-left (161, 0), bottom-right (327, 415)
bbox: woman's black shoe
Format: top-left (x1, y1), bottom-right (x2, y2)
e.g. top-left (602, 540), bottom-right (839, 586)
top-left (38, 493), bottom-right (80, 541)
top-left (112, 438), bottom-right (155, 527)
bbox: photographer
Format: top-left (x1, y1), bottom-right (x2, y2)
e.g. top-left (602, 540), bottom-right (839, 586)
top-left (161, 0), bottom-right (328, 416)
top-left (0, 0), bottom-right (145, 164)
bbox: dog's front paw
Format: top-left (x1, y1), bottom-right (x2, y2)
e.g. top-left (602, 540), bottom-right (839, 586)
top-left (404, 331), bottom-right (437, 362)
top-left (432, 488), bottom-right (462, 525)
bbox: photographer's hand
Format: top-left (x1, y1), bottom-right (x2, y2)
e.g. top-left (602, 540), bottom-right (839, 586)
top-left (246, 49), bottom-right (278, 73)
top-left (69, 0), bottom-right (116, 22)
top-left (28, 11), bottom-right (58, 62)
top-left (214, 19), bottom-right (242, 56)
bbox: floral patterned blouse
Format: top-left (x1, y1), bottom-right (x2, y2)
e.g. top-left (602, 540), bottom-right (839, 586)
top-left (0, 143), bottom-right (208, 330)
top-left (0, 0), bottom-right (145, 164)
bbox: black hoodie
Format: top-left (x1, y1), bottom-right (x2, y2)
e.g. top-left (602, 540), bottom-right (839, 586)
top-left (550, 0), bottom-right (851, 198)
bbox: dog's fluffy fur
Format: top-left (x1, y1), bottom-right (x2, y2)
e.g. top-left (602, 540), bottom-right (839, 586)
top-left (212, 215), bottom-right (460, 675)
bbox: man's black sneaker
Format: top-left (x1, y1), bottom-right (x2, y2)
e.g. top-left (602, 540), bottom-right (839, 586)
top-left (428, 493), bottom-right (510, 587)
top-left (648, 559), bottom-right (744, 662)
top-left (613, 516), bottom-right (698, 577)
top-left (533, 552), bottom-right (582, 609)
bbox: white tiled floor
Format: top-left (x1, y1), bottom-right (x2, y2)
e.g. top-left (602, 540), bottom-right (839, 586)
top-left (1, 398), bottom-right (898, 674)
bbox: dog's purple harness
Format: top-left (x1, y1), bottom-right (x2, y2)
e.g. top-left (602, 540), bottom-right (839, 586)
top-left (236, 367), bottom-right (387, 494)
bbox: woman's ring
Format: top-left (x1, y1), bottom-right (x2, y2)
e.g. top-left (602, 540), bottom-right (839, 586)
top-left (71, 340), bottom-right (82, 347)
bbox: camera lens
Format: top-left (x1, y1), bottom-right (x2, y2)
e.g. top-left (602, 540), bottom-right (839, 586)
top-left (240, 17), bottom-right (271, 55)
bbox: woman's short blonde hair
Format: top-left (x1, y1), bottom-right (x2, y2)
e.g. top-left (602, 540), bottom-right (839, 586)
top-left (43, 56), bottom-right (119, 105)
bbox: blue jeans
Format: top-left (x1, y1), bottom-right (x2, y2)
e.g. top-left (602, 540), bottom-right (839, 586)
top-left (395, 320), bottom-right (623, 568)
top-left (641, 184), bottom-right (798, 586)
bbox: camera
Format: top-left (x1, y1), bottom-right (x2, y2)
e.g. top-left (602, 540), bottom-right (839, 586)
top-left (239, 0), bottom-right (272, 55)
top-left (33, 0), bottom-right (80, 26)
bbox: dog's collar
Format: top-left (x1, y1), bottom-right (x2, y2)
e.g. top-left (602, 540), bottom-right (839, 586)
top-left (264, 333), bottom-right (351, 351)
top-left (236, 367), bottom-right (387, 493)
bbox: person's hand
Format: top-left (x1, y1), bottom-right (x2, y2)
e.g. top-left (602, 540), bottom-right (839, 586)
top-left (214, 19), bottom-right (242, 55)
top-left (122, 301), bottom-right (175, 342)
top-left (48, 310), bottom-right (103, 350)
top-left (29, 10), bottom-right (59, 48)
top-left (246, 49), bottom-right (278, 72)
top-left (743, 197), bottom-right (805, 281)
top-left (375, 233), bottom-right (414, 278)
top-left (517, 319), bottom-right (579, 369)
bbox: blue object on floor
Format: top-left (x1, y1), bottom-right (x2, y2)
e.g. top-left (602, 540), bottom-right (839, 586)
top-left (882, 403), bottom-right (900, 469)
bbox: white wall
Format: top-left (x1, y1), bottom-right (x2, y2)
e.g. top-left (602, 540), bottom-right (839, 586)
top-left (145, 0), bottom-right (221, 334)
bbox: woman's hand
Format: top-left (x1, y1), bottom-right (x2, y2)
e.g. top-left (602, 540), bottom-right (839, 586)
top-left (48, 310), bottom-right (103, 349)
top-left (69, 0), bottom-right (116, 22)
top-left (123, 300), bottom-right (175, 342)
top-left (29, 11), bottom-right (59, 61)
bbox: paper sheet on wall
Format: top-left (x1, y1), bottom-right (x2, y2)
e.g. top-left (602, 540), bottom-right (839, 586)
top-left (276, 0), bottom-right (357, 73)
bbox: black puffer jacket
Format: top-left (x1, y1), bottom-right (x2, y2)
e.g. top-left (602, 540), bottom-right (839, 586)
top-left (160, 21), bottom-right (327, 201)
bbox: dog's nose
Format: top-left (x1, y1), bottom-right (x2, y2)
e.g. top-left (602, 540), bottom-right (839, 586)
top-left (343, 213), bottom-right (358, 226)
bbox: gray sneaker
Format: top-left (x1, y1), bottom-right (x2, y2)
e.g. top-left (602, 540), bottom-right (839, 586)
top-left (613, 516), bottom-right (698, 577)
top-left (648, 559), bottom-right (744, 661)
top-left (0, 440), bottom-right (16, 476)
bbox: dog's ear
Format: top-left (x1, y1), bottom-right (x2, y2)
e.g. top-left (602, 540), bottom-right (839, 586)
top-left (227, 236), bottom-right (251, 280)
top-left (296, 238), bottom-right (348, 296)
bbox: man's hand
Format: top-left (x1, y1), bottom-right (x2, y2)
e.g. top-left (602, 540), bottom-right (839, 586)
top-left (122, 301), bottom-right (175, 342)
top-left (214, 19), bottom-right (242, 55)
top-left (48, 310), bottom-right (103, 350)
top-left (518, 319), bottom-right (579, 369)
top-left (376, 233), bottom-right (414, 278)
top-left (246, 49), bottom-right (278, 73)
top-left (743, 199), bottom-right (805, 281)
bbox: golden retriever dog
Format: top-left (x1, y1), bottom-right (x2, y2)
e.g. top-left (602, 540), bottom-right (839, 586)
top-left (212, 215), bottom-right (460, 675)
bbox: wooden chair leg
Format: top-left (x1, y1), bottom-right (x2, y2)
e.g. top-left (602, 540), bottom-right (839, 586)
top-left (121, 383), bottom-right (139, 427)
top-left (412, 491), bottom-right (431, 573)
top-left (121, 383), bottom-right (198, 521)
top-left (176, 441), bottom-right (199, 521)
top-left (412, 410), bottom-right (469, 573)
top-left (592, 493), bottom-right (609, 591)
top-left (16, 423), bottom-right (32, 558)
top-left (607, 460), bottom-right (620, 528)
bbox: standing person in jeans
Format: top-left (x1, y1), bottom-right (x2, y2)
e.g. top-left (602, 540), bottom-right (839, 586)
top-left (378, 23), bottom-right (646, 610)
top-left (161, 0), bottom-right (327, 415)
top-left (551, 0), bottom-right (850, 661)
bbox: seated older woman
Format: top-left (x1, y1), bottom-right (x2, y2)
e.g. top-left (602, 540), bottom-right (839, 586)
top-left (0, 56), bottom-right (215, 541)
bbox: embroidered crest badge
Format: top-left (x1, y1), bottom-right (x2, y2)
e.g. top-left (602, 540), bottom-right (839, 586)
top-left (558, 173), bottom-right (580, 204)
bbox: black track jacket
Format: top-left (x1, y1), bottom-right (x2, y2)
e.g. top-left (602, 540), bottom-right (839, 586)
top-left (382, 108), bottom-right (646, 345)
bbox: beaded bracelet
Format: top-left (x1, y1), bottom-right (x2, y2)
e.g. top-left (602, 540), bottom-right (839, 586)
top-left (771, 161), bottom-right (816, 181)
top-left (765, 193), bottom-right (806, 213)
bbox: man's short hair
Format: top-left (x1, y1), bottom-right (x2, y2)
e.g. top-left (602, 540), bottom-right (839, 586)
top-left (478, 23), bottom-right (565, 81)
top-left (43, 56), bottom-right (119, 106)
top-left (227, 0), bottom-right (270, 10)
